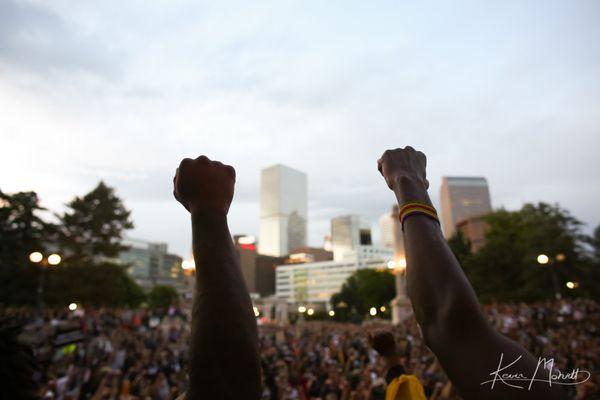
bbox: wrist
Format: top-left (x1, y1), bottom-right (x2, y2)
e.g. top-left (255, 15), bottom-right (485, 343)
top-left (392, 176), bottom-right (431, 206)
top-left (190, 208), bottom-right (228, 226)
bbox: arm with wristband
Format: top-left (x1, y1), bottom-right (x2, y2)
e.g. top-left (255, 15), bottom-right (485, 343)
top-left (377, 147), bottom-right (564, 400)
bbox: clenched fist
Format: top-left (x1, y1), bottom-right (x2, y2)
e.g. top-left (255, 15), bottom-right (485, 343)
top-left (173, 156), bottom-right (236, 215)
top-left (377, 146), bottom-right (429, 191)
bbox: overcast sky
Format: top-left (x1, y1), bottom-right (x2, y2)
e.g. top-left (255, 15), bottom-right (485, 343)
top-left (1, 0), bottom-right (599, 258)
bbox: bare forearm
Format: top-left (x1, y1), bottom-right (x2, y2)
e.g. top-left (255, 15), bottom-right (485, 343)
top-left (187, 212), bottom-right (261, 400)
top-left (394, 178), bottom-right (486, 341)
top-left (394, 178), bottom-right (563, 399)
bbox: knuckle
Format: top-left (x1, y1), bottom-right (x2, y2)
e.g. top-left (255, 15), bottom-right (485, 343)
top-left (180, 157), bottom-right (193, 167)
top-left (226, 165), bottom-right (236, 179)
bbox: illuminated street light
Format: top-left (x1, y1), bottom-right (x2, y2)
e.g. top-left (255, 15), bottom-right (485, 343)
top-left (298, 305), bottom-right (307, 313)
top-left (307, 308), bottom-right (314, 316)
top-left (537, 254), bottom-right (550, 265)
top-left (48, 254), bottom-right (62, 266)
top-left (397, 257), bottom-right (407, 272)
top-left (29, 252), bottom-right (43, 263)
top-left (369, 307), bottom-right (377, 316)
top-left (387, 260), bottom-right (396, 269)
top-left (328, 310), bottom-right (335, 317)
top-left (253, 306), bottom-right (260, 317)
top-left (566, 281), bottom-right (579, 289)
top-left (68, 303), bottom-right (78, 311)
top-left (182, 259), bottom-right (195, 270)
top-left (380, 306), bottom-right (386, 312)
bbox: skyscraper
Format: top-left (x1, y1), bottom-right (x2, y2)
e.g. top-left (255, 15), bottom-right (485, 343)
top-left (258, 164), bottom-right (307, 256)
top-left (331, 215), bottom-right (372, 261)
top-left (440, 177), bottom-right (492, 238)
top-left (379, 205), bottom-right (404, 258)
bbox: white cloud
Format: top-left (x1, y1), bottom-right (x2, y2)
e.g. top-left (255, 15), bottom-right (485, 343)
top-left (1, 0), bottom-right (599, 256)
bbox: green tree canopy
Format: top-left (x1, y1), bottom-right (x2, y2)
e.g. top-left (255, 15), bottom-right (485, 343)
top-left (149, 285), bottom-right (180, 309)
top-left (45, 263), bottom-right (146, 307)
top-left (330, 269), bottom-right (395, 322)
top-left (0, 190), bottom-right (54, 268)
top-left (0, 190), bottom-right (55, 305)
top-left (459, 202), bottom-right (597, 302)
top-left (447, 229), bottom-right (472, 265)
top-left (58, 182), bottom-right (133, 265)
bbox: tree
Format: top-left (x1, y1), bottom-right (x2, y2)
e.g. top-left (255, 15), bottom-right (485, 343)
top-left (45, 263), bottom-right (146, 307)
top-left (331, 269), bottom-right (395, 322)
top-left (461, 202), bottom-right (596, 302)
top-left (0, 190), bottom-right (54, 267)
top-left (447, 229), bottom-right (471, 265)
top-left (590, 225), bottom-right (600, 263)
top-left (58, 182), bottom-right (133, 265)
top-left (0, 190), bottom-right (54, 305)
top-left (149, 285), bottom-right (179, 309)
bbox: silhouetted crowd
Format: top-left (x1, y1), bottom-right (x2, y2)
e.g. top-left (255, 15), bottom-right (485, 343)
top-left (2, 298), bottom-right (598, 399)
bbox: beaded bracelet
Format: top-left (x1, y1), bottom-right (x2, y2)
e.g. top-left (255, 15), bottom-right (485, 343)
top-left (398, 202), bottom-right (440, 231)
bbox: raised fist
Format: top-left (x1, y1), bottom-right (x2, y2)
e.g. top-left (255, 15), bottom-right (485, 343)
top-left (377, 146), bottom-right (429, 191)
top-left (368, 330), bottom-right (397, 358)
top-left (173, 156), bottom-right (236, 215)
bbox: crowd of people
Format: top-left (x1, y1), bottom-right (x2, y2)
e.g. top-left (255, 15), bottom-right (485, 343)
top-left (2, 298), bottom-right (598, 400)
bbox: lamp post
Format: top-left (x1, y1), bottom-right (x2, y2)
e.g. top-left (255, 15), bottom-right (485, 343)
top-left (537, 253), bottom-right (565, 300)
top-left (29, 251), bottom-right (61, 319)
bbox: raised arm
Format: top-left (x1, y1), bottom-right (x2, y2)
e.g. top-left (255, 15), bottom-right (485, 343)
top-left (173, 156), bottom-right (261, 400)
top-left (377, 147), bottom-right (564, 400)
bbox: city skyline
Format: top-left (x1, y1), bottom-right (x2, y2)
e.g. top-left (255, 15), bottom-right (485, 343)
top-left (1, 1), bottom-right (599, 257)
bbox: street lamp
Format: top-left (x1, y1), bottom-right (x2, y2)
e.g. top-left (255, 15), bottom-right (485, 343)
top-left (48, 254), bottom-right (62, 266)
top-left (29, 252), bottom-right (43, 263)
top-left (307, 308), bottom-right (314, 316)
top-left (28, 251), bottom-right (62, 319)
top-left (536, 253), bottom-right (566, 299)
top-left (298, 305), bottom-right (307, 313)
top-left (181, 259), bottom-right (195, 270)
top-left (537, 254), bottom-right (550, 265)
top-left (328, 310), bottom-right (335, 317)
top-left (369, 307), bottom-right (377, 316)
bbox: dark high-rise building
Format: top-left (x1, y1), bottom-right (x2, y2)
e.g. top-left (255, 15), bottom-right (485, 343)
top-left (234, 234), bottom-right (283, 297)
top-left (440, 177), bottom-right (492, 238)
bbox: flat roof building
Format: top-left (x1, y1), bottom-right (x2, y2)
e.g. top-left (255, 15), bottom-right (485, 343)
top-left (258, 164), bottom-right (307, 257)
top-left (440, 177), bottom-right (492, 238)
top-left (275, 245), bottom-right (393, 306)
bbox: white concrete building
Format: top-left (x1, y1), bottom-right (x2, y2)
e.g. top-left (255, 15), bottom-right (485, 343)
top-left (258, 164), bottom-right (307, 256)
top-left (275, 245), bottom-right (394, 307)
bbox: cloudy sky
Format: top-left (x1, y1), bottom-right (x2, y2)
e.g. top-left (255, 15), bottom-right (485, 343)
top-left (1, 0), bottom-right (599, 257)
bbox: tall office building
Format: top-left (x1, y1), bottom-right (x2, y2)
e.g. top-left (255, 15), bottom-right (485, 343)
top-left (440, 177), bottom-right (492, 238)
top-left (258, 164), bottom-right (307, 256)
top-left (379, 205), bottom-right (405, 258)
top-left (331, 215), bottom-right (372, 261)
top-left (119, 238), bottom-right (184, 290)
